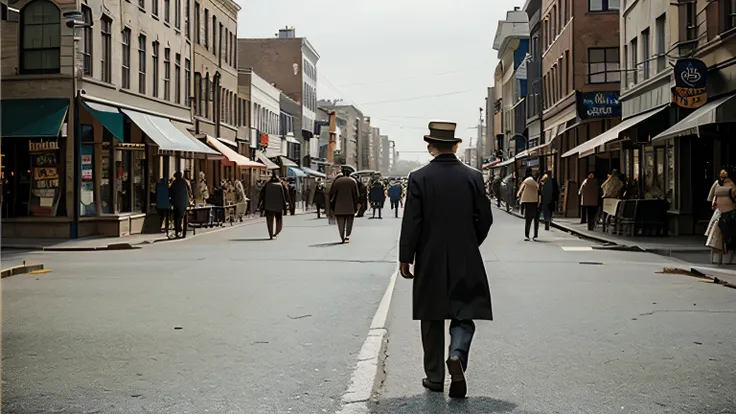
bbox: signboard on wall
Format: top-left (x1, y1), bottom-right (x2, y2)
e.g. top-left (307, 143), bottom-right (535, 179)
top-left (578, 92), bottom-right (621, 119)
top-left (259, 133), bottom-right (269, 147)
top-left (28, 140), bottom-right (61, 216)
top-left (672, 59), bottom-right (708, 109)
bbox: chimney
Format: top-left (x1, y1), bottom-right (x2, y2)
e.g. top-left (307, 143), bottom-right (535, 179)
top-left (514, 6), bottom-right (520, 10)
top-left (278, 27), bottom-right (296, 39)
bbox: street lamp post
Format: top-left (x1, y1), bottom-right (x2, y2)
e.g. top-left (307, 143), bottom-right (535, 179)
top-left (63, 11), bottom-right (92, 239)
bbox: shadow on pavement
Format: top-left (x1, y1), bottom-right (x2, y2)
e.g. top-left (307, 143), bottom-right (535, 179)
top-left (370, 393), bottom-right (530, 414)
top-left (309, 241), bottom-right (345, 247)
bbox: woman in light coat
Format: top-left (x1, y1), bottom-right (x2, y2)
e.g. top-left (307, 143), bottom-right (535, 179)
top-left (517, 170), bottom-right (540, 241)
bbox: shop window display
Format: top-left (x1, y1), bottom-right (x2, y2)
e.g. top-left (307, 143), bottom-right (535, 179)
top-left (666, 143), bottom-right (676, 209)
top-left (100, 139), bottom-right (113, 214)
top-left (80, 124), bottom-right (96, 217)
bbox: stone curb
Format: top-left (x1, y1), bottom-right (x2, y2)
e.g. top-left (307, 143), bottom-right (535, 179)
top-left (2, 211), bottom-right (314, 252)
top-left (1, 263), bottom-right (45, 278)
top-left (497, 205), bottom-right (708, 254)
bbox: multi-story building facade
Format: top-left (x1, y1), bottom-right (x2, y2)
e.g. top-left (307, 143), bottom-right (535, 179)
top-left (370, 127), bottom-right (381, 171)
top-left (607, 0), bottom-right (736, 235)
top-left (492, 8), bottom-right (530, 159)
top-left (191, 0), bottom-right (240, 143)
top-left (524, 0), bottom-right (544, 159)
top-left (1, 0), bottom-right (218, 238)
top-left (237, 28), bottom-right (320, 167)
top-left (380, 135), bottom-right (390, 175)
top-left (360, 117), bottom-right (372, 171)
top-left (237, 69), bottom-right (281, 160)
top-left (280, 92), bottom-right (302, 163)
top-left (317, 100), bottom-right (364, 168)
top-left (541, 0), bottom-right (621, 215)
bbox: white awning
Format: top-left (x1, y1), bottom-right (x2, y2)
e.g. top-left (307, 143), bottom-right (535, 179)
top-left (301, 166), bottom-right (326, 178)
top-left (496, 157), bottom-right (517, 167)
top-left (279, 156), bottom-right (299, 167)
top-left (205, 136), bottom-right (265, 168)
top-left (652, 94), bottom-right (736, 141)
top-left (255, 151), bottom-right (280, 170)
top-left (121, 109), bottom-right (219, 156)
top-left (562, 106), bottom-right (669, 158)
top-left (544, 112), bottom-right (577, 145)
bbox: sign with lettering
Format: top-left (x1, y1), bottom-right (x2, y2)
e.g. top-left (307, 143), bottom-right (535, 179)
top-left (29, 143), bottom-right (61, 216)
top-left (579, 92), bottom-right (621, 119)
top-left (28, 140), bottom-right (59, 152)
top-left (259, 133), bottom-right (269, 147)
top-left (672, 59), bottom-right (708, 109)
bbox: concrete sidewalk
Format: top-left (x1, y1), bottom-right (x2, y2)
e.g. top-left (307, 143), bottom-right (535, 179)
top-left (496, 205), bottom-right (736, 289)
top-left (2, 209), bottom-right (312, 252)
top-left (497, 205), bottom-right (707, 253)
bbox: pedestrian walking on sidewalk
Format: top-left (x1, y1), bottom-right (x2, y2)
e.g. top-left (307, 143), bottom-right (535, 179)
top-left (259, 172), bottom-right (287, 240)
top-left (517, 169), bottom-right (540, 241)
top-left (313, 179), bottom-right (326, 219)
top-left (399, 121), bottom-right (493, 399)
top-left (169, 172), bottom-right (189, 239)
top-left (540, 171), bottom-right (559, 231)
top-left (330, 169), bottom-right (359, 243)
top-left (579, 172), bottom-right (600, 231)
top-left (369, 179), bottom-right (386, 219)
top-left (388, 180), bottom-right (403, 218)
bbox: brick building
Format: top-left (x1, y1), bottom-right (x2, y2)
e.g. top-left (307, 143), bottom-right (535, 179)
top-left (237, 28), bottom-right (320, 167)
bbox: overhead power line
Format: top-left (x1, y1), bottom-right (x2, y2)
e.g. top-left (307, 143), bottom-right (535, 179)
top-left (335, 67), bottom-right (487, 88)
top-left (357, 90), bottom-right (475, 106)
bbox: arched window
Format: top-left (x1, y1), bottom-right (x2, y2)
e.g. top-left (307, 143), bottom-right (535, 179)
top-left (21, 0), bottom-right (61, 74)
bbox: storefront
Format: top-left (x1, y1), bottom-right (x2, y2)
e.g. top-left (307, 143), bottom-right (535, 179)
top-left (1, 98), bottom-right (71, 238)
top-left (74, 100), bottom-right (219, 237)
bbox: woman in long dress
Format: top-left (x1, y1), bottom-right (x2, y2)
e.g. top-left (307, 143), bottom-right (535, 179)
top-left (706, 167), bottom-right (736, 264)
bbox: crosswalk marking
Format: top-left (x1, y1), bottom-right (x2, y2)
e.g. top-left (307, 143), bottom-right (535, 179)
top-left (560, 246), bottom-right (594, 252)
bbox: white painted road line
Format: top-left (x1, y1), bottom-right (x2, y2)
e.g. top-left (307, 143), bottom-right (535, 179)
top-left (336, 268), bottom-right (399, 414)
top-left (560, 246), bottom-right (594, 251)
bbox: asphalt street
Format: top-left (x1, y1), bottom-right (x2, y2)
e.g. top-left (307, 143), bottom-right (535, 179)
top-left (2, 212), bottom-right (399, 414)
top-left (371, 208), bottom-right (736, 414)
top-left (3, 207), bottom-right (736, 414)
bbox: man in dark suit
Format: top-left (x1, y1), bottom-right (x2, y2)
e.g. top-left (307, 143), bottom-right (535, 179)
top-left (259, 172), bottom-right (287, 240)
top-left (399, 121), bottom-right (493, 399)
top-left (329, 168), bottom-right (359, 243)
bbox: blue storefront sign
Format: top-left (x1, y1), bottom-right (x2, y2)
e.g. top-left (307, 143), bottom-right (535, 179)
top-left (579, 91), bottom-right (621, 119)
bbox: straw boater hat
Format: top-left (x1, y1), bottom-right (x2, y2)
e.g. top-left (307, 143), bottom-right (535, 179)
top-left (424, 121), bottom-right (462, 144)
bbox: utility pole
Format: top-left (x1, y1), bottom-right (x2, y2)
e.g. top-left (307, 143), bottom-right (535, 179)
top-left (477, 106), bottom-right (484, 170)
top-left (327, 111), bottom-right (337, 164)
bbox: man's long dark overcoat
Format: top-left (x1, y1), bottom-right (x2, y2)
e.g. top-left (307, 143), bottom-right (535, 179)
top-left (399, 153), bottom-right (493, 321)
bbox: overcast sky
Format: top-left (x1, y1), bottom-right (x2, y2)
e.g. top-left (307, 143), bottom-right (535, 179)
top-left (237, 0), bottom-right (523, 162)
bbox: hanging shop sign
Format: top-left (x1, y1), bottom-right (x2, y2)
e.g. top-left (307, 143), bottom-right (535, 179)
top-left (578, 92), bottom-right (621, 119)
top-left (28, 140), bottom-right (59, 152)
top-left (259, 133), bottom-right (269, 147)
top-left (672, 59), bottom-right (708, 109)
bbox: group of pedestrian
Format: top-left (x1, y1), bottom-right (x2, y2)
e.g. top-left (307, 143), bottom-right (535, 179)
top-left (154, 172), bottom-right (192, 239)
top-left (516, 169), bottom-right (559, 241)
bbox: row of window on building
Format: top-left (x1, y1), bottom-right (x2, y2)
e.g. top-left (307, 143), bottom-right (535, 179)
top-left (303, 83), bottom-right (317, 112)
top-left (193, 1), bottom-right (237, 67)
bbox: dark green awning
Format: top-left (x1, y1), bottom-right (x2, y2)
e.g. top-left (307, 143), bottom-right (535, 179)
top-left (1, 98), bottom-right (69, 138)
top-left (81, 101), bottom-right (124, 142)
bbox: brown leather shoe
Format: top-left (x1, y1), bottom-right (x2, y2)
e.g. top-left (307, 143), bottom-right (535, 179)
top-left (422, 378), bottom-right (443, 392)
top-left (446, 356), bottom-right (467, 398)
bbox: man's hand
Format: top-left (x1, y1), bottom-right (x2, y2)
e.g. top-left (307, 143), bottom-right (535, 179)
top-left (400, 263), bottom-right (414, 279)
